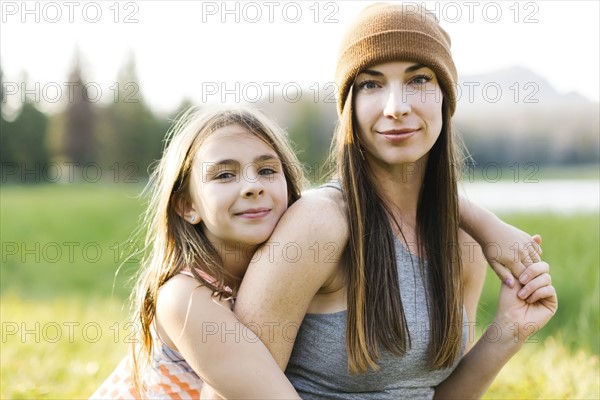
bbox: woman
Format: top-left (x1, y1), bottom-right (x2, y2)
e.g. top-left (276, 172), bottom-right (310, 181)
top-left (233, 3), bottom-right (557, 398)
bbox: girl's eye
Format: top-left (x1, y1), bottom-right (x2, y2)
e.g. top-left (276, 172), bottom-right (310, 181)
top-left (215, 172), bottom-right (235, 180)
top-left (357, 80), bottom-right (379, 90)
top-left (259, 167), bottom-right (276, 176)
top-left (409, 74), bottom-right (433, 86)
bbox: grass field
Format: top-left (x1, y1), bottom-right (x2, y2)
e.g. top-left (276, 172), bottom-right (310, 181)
top-left (1, 184), bottom-right (599, 398)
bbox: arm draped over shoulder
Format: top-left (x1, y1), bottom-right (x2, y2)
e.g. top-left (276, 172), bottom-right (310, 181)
top-left (234, 189), bottom-right (349, 370)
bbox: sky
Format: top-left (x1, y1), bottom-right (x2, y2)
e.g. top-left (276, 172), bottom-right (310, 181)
top-left (1, 0), bottom-right (599, 114)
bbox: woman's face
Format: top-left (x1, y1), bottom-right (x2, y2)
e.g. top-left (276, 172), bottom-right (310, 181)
top-left (353, 61), bottom-right (443, 173)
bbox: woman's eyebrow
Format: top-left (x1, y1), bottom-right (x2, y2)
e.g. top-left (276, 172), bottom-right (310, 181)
top-left (405, 63), bottom-right (427, 73)
top-left (358, 69), bottom-right (383, 77)
top-left (358, 63), bottom-right (428, 77)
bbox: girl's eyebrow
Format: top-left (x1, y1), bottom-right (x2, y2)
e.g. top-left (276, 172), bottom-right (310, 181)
top-left (254, 154), bottom-right (280, 163)
top-left (210, 154), bottom-right (280, 167)
top-left (359, 63), bottom-right (428, 76)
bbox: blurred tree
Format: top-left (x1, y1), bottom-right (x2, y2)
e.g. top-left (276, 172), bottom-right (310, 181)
top-left (6, 102), bottom-right (49, 166)
top-left (1, 65), bottom-right (9, 165)
top-left (97, 54), bottom-right (167, 179)
top-left (0, 70), bottom-right (49, 182)
top-left (63, 50), bottom-right (96, 166)
top-left (286, 100), bottom-right (336, 184)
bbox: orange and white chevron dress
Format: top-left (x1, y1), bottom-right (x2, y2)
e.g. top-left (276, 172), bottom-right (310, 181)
top-left (91, 270), bottom-right (233, 399)
top-left (89, 332), bottom-right (204, 399)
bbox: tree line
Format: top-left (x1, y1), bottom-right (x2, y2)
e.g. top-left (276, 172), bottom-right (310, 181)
top-left (2, 53), bottom-right (597, 184)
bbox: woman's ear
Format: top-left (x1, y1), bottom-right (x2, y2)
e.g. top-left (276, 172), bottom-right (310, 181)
top-left (174, 193), bottom-right (201, 225)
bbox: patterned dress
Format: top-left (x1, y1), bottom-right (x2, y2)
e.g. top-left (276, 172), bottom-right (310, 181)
top-left (89, 336), bottom-right (203, 399)
top-left (90, 270), bottom-right (233, 399)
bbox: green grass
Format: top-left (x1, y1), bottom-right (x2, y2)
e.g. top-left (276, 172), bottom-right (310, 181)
top-left (1, 293), bottom-right (130, 399)
top-left (485, 336), bottom-right (599, 399)
top-left (1, 293), bottom-right (597, 399)
top-left (1, 184), bottom-right (599, 398)
top-left (476, 212), bottom-right (600, 355)
top-left (1, 183), bottom-right (146, 298)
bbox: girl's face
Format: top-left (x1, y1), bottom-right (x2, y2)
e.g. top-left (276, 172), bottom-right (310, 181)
top-left (187, 124), bottom-right (289, 250)
top-left (353, 61), bottom-right (443, 173)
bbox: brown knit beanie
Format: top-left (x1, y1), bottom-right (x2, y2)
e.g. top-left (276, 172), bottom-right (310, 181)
top-left (335, 2), bottom-right (458, 116)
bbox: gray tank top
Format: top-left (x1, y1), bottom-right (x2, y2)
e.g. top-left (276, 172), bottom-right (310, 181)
top-left (285, 224), bottom-right (467, 399)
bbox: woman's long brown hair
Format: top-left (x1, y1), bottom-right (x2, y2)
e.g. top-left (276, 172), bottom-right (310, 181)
top-left (331, 88), bottom-right (463, 373)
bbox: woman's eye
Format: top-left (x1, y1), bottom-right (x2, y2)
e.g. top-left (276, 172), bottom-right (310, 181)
top-left (357, 80), bottom-right (379, 90)
top-left (410, 74), bottom-right (433, 85)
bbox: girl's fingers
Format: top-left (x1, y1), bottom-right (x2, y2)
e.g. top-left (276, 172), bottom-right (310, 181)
top-left (519, 261), bottom-right (550, 285)
top-left (524, 242), bottom-right (542, 264)
top-left (519, 235), bottom-right (542, 268)
top-left (518, 272), bottom-right (552, 300)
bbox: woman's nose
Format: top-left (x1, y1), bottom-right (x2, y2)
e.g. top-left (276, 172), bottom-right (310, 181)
top-left (383, 86), bottom-right (412, 118)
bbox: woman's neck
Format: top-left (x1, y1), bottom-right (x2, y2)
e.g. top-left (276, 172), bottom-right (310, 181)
top-left (367, 157), bottom-right (428, 218)
top-left (368, 157), bottom-right (429, 255)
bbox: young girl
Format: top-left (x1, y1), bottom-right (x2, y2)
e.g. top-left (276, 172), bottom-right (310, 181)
top-left (231, 3), bottom-right (557, 399)
top-left (90, 105), bottom-right (305, 399)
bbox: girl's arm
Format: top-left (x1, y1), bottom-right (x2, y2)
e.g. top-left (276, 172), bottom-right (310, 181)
top-left (459, 196), bottom-right (542, 286)
top-left (234, 189), bottom-right (347, 369)
top-left (156, 274), bottom-right (300, 399)
top-left (434, 260), bottom-right (557, 399)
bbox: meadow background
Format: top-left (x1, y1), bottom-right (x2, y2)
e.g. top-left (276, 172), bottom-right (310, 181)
top-left (1, 177), bottom-right (599, 399)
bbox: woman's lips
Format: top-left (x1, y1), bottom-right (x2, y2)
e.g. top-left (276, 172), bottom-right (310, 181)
top-left (378, 128), bottom-right (419, 141)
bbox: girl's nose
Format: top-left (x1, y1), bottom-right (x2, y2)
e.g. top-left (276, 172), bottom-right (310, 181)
top-left (243, 186), bottom-right (264, 198)
top-left (241, 172), bottom-right (265, 198)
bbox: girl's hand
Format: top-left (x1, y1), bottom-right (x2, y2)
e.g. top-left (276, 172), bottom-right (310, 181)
top-left (493, 260), bottom-right (558, 345)
top-left (485, 224), bottom-right (543, 288)
top-left (457, 198), bottom-right (542, 288)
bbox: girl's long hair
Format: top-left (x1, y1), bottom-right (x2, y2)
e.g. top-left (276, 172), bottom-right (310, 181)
top-left (129, 106), bottom-right (306, 393)
top-left (331, 87), bottom-right (464, 373)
